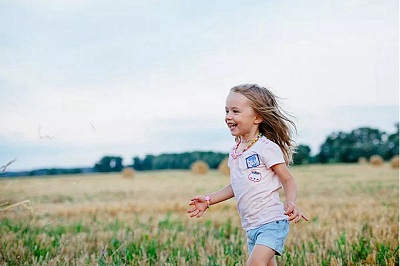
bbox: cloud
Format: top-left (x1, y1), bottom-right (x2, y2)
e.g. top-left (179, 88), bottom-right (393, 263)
top-left (0, 0), bottom-right (397, 170)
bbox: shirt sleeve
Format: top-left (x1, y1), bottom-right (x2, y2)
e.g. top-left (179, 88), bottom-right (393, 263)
top-left (259, 140), bottom-right (285, 168)
top-left (228, 149), bottom-right (233, 168)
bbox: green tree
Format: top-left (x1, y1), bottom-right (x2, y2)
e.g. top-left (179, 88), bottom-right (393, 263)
top-left (131, 152), bottom-right (228, 171)
top-left (317, 127), bottom-right (387, 163)
top-left (142, 155), bottom-right (155, 170)
top-left (293, 145), bottom-right (311, 165)
top-left (384, 123), bottom-right (399, 159)
top-left (94, 156), bottom-right (123, 172)
top-left (133, 156), bottom-right (143, 171)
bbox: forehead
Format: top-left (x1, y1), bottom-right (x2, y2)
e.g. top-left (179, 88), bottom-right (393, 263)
top-left (225, 91), bottom-right (251, 107)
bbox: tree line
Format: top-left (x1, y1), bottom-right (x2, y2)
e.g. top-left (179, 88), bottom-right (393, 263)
top-left (1, 124), bottom-right (398, 177)
top-left (94, 124), bottom-right (399, 172)
top-left (317, 125), bottom-right (398, 163)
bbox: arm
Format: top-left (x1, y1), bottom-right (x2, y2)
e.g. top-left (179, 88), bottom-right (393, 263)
top-left (272, 163), bottom-right (309, 223)
top-left (187, 184), bottom-right (234, 218)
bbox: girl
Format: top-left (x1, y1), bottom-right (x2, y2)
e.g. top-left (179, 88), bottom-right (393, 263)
top-left (187, 84), bottom-right (308, 266)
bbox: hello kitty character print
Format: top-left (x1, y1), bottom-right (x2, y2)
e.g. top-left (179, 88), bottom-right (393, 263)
top-left (248, 170), bottom-right (262, 182)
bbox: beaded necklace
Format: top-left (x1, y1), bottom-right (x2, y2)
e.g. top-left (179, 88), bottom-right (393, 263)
top-left (231, 133), bottom-right (262, 159)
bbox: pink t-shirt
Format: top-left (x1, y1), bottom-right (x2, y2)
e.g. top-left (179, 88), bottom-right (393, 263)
top-left (228, 136), bottom-right (288, 231)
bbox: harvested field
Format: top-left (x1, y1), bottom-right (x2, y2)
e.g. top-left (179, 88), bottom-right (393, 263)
top-left (0, 164), bottom-right (398, 265)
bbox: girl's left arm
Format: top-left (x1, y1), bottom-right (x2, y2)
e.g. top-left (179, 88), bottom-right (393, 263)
top-left (272, 163), bottom-right (309, 223)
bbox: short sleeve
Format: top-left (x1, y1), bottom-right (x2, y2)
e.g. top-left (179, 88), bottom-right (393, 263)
top-left (259, 139), bottom-right (285, 168)
top-left (228, 149), bottom-right (233, 168)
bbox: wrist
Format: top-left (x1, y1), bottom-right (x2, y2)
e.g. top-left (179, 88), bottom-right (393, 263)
top-left (286, 200), bottom-right (296, 206)
top-left (205, 194), bottom-right (211, 208)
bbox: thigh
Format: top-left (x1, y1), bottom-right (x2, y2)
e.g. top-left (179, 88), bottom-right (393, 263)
top-left (246, 244), bottom-right (276, 266)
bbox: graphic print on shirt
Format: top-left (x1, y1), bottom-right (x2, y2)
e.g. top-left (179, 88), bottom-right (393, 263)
top-left (248, 170), bottom-right (262, 182)
top-left (245, 154), bottom-right (260, 168)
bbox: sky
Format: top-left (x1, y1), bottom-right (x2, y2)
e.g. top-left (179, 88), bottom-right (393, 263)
top-left (0, 0), bottom-right (398, 171)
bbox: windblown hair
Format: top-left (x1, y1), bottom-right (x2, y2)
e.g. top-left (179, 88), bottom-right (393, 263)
top-left (231, 84), bottom-right (296, 164)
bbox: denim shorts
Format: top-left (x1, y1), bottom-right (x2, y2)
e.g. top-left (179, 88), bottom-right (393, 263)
top-left (246, 219), bottom-right (289, 256)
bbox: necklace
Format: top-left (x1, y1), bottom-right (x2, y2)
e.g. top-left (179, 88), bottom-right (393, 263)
top-left (231, 133), bottom-right (262, 159)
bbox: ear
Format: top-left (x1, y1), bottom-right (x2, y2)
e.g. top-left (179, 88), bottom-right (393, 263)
top-left (254, 114), bottom-right (262, 125)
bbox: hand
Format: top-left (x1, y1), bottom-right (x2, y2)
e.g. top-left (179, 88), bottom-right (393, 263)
top-left (187, 195), bottom-right (209, 218)
top-left (284, 201), bottom-right (309, 223)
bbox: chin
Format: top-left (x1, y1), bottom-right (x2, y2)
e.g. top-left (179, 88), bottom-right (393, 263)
top-left (230, 131), bottom-right (239, 137)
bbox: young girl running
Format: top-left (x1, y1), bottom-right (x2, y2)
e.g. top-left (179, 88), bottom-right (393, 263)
top-left (187, 84), bottom-right (308, 266)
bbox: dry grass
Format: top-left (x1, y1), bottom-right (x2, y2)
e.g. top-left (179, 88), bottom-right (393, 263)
top-left (0, 163), bottom-right (398, 265)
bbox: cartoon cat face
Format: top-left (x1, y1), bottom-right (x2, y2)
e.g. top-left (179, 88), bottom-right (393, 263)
top-left (248, 170), bottom-right (262, 182)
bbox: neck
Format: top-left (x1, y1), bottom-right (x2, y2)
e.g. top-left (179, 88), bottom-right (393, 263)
top-left (241, 133), bottom-right (261, 143)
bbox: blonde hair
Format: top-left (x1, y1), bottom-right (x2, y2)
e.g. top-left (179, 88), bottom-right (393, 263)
top-left (231, 84), bottom-right (296, 164)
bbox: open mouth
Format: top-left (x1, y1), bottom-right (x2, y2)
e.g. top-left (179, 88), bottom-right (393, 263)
top-left (227, 123), bottom-right (237, 130)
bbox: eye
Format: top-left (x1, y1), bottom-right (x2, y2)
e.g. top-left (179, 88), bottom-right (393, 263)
top-left (233, 110), bottom-right (239, 114)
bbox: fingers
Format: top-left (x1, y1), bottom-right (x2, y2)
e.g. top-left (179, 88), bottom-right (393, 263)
top-left (187, 208), bottom-right (204, 218)
top-left (187, 199), bottom-right (207, 218)
top-left (284, 206), bottom-right (294, 215)
top-left (287, 211), bottom-right (297, 222)
top-left (288, 212), bottom-right (300, 223)
top-left (287, 211), bottom-right (309, 223)
top-left (190, 195), bottom-right (203, 202)
top-left (300, 213), bottom-right (309, 222)
top-left (284, 201), bottom-right (295, 215)
top-left (187, 205), bottom-right (196, 213)
top-left (285, 204), bottom-right (309, 223)
top-left (195, 210), bottom-right (204, 218)
top-left (190, 209), bottom-right (199, 218)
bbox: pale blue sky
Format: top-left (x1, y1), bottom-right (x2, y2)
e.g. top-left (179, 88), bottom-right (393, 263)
top-left (0, 0), bottom-right (398, 171)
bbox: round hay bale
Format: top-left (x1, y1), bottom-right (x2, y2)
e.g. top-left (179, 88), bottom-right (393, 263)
top-left (218, 157), bottom-right (230, 175)
top-left (121, 167), bottom-right (135, 178)
top-left (191, 160), bottom-right (209, 175)
top-left (369, 155), bottom-right (384, 166)
top-left (358, 157), bottom-right (367, 164)
top-left (390, 155), bottom-right (399, 169)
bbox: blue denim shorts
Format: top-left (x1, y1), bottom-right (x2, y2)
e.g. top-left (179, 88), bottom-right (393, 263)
top-left (246, 219), bottom-right (289, 256)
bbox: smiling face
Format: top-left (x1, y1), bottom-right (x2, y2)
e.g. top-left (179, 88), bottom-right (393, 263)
top-left (225, 91), bottom-right (262, 140)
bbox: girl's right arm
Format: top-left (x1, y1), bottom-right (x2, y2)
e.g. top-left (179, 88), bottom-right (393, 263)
top-left (187, 184), bottom-right (234, 218)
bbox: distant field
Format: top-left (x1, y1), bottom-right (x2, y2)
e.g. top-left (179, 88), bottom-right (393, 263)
top-left (0, 164), bottom-right (398, 265)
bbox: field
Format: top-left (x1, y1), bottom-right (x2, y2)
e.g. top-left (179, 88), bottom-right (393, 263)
top-left (0, 164), bottom-right (398, 265)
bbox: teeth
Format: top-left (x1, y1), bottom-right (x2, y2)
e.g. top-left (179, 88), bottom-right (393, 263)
top-left (228, 123), bottom-right (236, 129)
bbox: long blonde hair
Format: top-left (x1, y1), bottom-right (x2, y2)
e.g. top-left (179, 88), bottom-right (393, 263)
top-left (231, 84), bottom-right (296, 164)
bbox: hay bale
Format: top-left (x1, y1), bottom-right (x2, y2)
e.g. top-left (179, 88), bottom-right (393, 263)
top-left (218, 157), bottom-right (230, 175)
top-left (390, 155), bottom-right (399, 169)
top-left (121, 167), bottom-right (135, 178)
top-left (191, 160), bottom-right (209, 175)
top-left (358, 157), bottom-right (367, 164)
top-left (369, 155), bottom-right (384, 166)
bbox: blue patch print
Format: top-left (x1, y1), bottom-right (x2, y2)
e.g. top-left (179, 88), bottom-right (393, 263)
top-left (245, 154), bottom-right (260, 168)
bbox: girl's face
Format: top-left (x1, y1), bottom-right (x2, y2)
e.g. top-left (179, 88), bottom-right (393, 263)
top-left (225, 91), bottom-right (261, 139)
